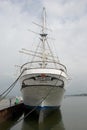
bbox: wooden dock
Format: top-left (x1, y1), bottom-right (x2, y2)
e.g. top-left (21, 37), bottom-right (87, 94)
top-left (0, 98), bottom-right (24, 123)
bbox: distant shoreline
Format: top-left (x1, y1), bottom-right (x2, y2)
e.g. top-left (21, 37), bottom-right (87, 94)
top-left (65, 94), bottom-right (87, 97)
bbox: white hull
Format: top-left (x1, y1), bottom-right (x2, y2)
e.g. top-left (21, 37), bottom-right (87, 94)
top-left (21, 86), bottom-right (65, 108)
top-left (20, 69), bottom-right (67, 108)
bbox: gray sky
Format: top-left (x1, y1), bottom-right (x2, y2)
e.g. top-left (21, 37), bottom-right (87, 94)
top-left (0, 0), bottom-right (87, 96)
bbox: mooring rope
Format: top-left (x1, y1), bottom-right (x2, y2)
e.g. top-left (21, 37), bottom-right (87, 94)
top-left (0, 69), bottom-right (25, 101)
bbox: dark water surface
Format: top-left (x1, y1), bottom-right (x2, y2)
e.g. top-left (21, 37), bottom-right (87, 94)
top-left (0, 97), bottom-right (87, 130)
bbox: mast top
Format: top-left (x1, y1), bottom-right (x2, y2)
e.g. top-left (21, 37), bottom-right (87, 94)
top-left (41, 7), bottom-right (47, 36)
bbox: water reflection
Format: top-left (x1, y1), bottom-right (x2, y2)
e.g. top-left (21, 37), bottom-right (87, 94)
top-left (0, 108), bottom-right (65, 130)
top-left (22, 109), bottom-right (65, 130)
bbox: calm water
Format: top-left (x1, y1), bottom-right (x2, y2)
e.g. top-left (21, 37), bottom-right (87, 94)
top-left (0, 97), bottom-right (87, 130)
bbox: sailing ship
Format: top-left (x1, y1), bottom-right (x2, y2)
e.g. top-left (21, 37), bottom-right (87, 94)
top-left (19, 8), bottom-right (67, 111)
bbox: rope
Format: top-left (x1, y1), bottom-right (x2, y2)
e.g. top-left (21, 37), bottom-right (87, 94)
top-left (0, 70), bottom-right (24, 101)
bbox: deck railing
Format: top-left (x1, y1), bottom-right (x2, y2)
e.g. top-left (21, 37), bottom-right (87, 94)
top-left (20, 60), bottom-right (67, 73)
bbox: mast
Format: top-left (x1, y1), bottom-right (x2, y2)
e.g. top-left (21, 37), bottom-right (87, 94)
top-left (40, 7), bottom-right (47, 68)
top-left (20, 8), bottom-right (58, 69)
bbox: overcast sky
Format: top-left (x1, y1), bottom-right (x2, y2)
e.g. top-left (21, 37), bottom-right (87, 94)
top-left (0, 0), bottom-right (87, 96)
